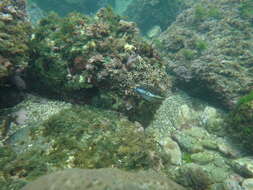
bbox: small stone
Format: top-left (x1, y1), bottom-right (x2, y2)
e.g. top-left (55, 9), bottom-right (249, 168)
top-left (200, 106), bottom-right (225, 133)
top-left (159, 137), bottom-right (182, 165)
top-left (223, 179), bottom-right (242, 190)
top-left (191, 152), bottom-right (215, 165)
top-left (242, 178), bottom-right (253, 190)
top-left (232, 157), bottom-right (253, 177)
top-left (177, 163), bottom-right (212, 189)
top-left (172, 132), bottom-right (203, 153)
top-left (202, 139), bottom-right (218, 150)
top-left (218, 142), bottom-right (240, 158)
top-left (147, 25), bottom-right (161, 38)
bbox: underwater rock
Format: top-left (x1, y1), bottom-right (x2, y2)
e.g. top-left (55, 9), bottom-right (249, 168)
top-left (232, 157), bottom-right (253, 178)
top-left (0, 0), bottom-right (31, 108)
top-left (28, 8), bottom-right (171, 125)
top-left (159, 137), bottom-right (182, 165)
top-left (21, 168), bottom-right (186, 190)
top-left (0, 95), bottom-right (169, 186)
top-left (176, 163), bottom-right (212, 190)
top-left (0, 0), bottom-right (31, 86)
top-left (222, 179), bottom-right (243, 190)
top-left (147, 92), bottom-right (245, 189)
top-left (242, 178), bottom-right (253, 190)
top-left (200, 106), bottom-right (224, 133)
top-left (190, 151), bottom-right (215, 165)
top-left (159, 0), bottom-right (253, 109)
top-left (147, 25), bottom-right (162, 39)
top-left (227, 92), bottom-right (253, 152)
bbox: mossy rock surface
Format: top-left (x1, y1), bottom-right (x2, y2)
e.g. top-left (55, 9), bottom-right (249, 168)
top-left (28, 8), bottom-right (171, 124)
top-left (228, 91), bottom-right (253, 152)
top-left (0, 104), bottom-right (168, 189)
top-left (158, 0), bottom-right (253, 109)
top-left (0, 0), bottom-right (31, 84)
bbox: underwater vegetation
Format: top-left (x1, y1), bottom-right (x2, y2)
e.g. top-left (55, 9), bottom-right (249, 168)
top-left (159, 0), bottom-right (253, 109)
top-left (239, 0), bottom-right (253, 20)
top-left (228, 91), bottom-right (253, 152)
top-left (28, 7), bottom-right (171, 125)
top-left (0, 0), bottom-right (31, 87)
top-left (193, 3), bottom-right (221, 23)
top-left (0, 105), bottom-right (168, 189)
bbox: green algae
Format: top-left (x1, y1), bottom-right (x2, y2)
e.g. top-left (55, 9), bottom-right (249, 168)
top-left (27, 7), bottom-right (171, 125)
top-left (0, 0), bottom-right (31, 86)
top-left (240, 0), bottom-right (253, 20)
top-left (40, 106), bottom-right (164, 170)
top-left (194, 4), bottom-right (221, 23)
top-left (195, 39), bottom-right (208, 53)
top-left (228, 91), bottom-right (253, 152)
top-left (0, 104), bottom-right (167, 187)
top-left (0, 104), bottom-right (169, 189)
top-left (238, 90), bottom-right (253, 105)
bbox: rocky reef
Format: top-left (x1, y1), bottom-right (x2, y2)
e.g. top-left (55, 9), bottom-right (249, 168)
top-left (28, 7), bottom-right (171, 125)
top-left (0, 95), bottom-right (171, 189)
top-left (158, 0), bottom-right (253, 109)
top-left (0, 0), bottom-right (31, 107)
top-left (1, 0), bottom-right (253, 190)
top-left (123, 0), bottom-right (186, 35)
top-left (227, 91), bottom-right (253, 153)
top-left (0, 0), bottom-right (30, 85)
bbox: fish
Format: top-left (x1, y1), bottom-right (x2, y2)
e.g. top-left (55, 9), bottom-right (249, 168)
top-left (133, 87), bottom-right (164, 102)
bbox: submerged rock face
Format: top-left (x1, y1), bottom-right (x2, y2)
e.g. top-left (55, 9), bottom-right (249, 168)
top-left (227, 92), bottom-right (253, 152)
top-left (158, 0), bottom-right (253, 109)
top-left (0, 96), bottom-right (168, 189)
top-left (146, 92), bottom-right (251, 190)
top-left (0, 0), bottom-right (31, 108)
top-left (0, 0), bottom-right (30, 86)
top-left (28, 8), bottom-right (171, 124)
top-left (21, 168), bottom-right (186, 190)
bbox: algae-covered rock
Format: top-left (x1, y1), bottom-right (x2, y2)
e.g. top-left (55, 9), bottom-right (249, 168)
top-left (0, 0), bottom-right (31, 108)
top-left (28, 8), bottom-right (171, 124)
top-left (0, 101), bottom-right (168, 187)
top-left (0, 0), bottom-right (31, 86)
top-left (158, 0), bottom-right (253, 109)
top-left (21, 168), bottom-right (186, 190)
top-left (227, 91), bottom-right (253, 152)
top-left (232, 157), bottom-right (253, 178)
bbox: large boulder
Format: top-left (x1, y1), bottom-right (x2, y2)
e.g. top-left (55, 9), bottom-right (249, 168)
top-left (0, 0), bottom-right (31, 107)
top-left (0, 0), bottom-right (30, 84)
top-left (21, 168), bottom-right (186, 190)
top-left (158, 0), bottom-right (253, 109)
top-left (28, 8), bottom-right (171, 125)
